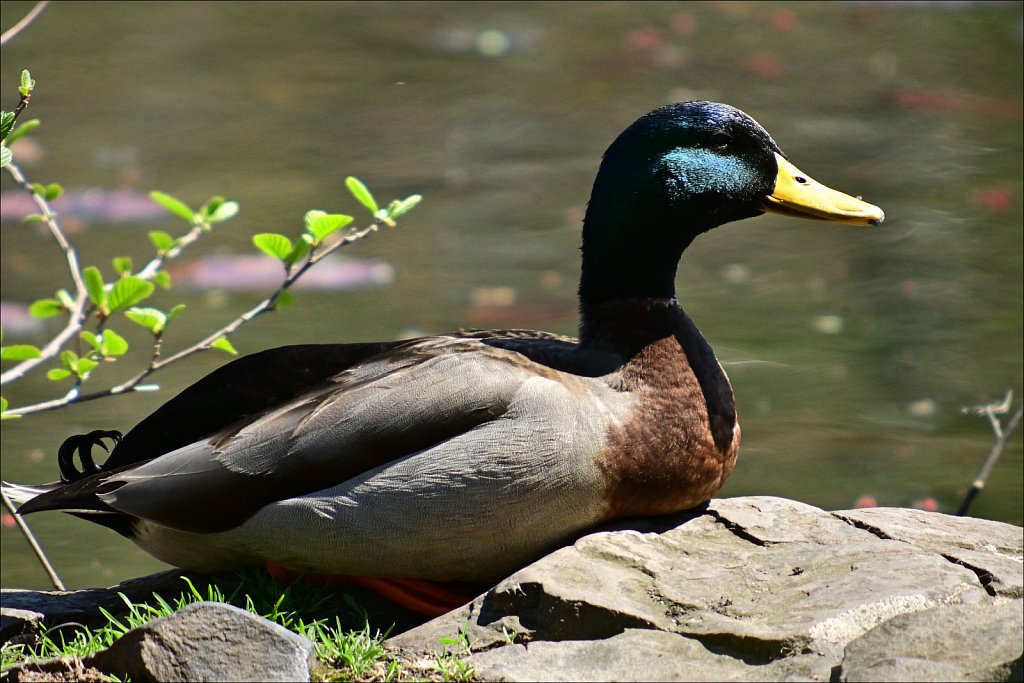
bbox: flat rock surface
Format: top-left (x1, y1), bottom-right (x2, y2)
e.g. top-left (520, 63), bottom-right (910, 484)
top-left (390, 497), bottom-right (1024, 682)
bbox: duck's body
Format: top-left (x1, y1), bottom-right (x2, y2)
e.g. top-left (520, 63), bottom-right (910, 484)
top-left (6, 102), bottom-right (882, 590)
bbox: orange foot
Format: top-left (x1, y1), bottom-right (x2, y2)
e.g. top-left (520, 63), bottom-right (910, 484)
top-left (265, 561), bottom-right (480, 616)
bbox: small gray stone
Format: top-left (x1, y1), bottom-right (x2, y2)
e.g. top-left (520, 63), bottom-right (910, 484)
top-left (86, 601), bottom-right (316, 682)
top-left (0, 607), bottom-right (43, 644)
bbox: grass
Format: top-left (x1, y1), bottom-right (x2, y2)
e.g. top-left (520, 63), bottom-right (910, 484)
top-left (1, 572), bottom-right (476, 682)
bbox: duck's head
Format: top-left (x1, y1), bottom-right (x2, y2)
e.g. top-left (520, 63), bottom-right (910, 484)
top-left (579, 101), bottom-right (884, 303)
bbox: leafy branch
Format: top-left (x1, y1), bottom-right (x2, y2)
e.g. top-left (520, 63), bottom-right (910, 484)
top-left (0, 73), bottom-right (421, 419)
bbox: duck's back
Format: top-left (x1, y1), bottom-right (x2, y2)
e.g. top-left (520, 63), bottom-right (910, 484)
top-left (119, 332), bottom-right (636, 580)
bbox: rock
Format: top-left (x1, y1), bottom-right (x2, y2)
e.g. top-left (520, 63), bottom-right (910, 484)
top-left (390, 496), bottom-right (1024, 682)
top-left (834, 507), bottom-right (1024, 599)
top-left (85, 602), bottom-right (316, 682)
top-left (840, 601), bottom-right (1023, 682)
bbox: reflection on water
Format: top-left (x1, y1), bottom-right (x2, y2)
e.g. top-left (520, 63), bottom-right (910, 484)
top-left (1, 1), bottom-right (1021, 589)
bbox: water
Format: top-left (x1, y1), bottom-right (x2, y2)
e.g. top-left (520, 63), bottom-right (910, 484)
top-left (1, 1), bottom-right (1021, 589)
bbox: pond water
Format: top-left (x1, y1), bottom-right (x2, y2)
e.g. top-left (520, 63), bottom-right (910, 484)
top-left (1, 1), bottom-right (1021, 589)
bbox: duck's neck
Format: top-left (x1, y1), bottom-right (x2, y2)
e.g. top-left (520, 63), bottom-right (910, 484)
top-left (580, 293), bottom-right (686, 347)
top-left (578, 214), bottom-right (696, 303)
top-left (577, 208), bottom-right (705, 350)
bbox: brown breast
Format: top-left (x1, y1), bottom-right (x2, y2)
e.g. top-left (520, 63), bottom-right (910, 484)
top-left (593, 305), bottom-right (741, 521)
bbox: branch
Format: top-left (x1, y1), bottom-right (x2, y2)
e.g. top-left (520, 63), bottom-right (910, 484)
top-left (956, 391), bottom-right (1023, 517)
top-left (3, 221), bottom-right (386, 416)
top-left (0, 161), bottom-right (90, 387)
top-left (1, 488), bottom-right (65, 590)
top-left (0, 0), bottom-right (48, 47)
top-left (153, 221), bottom-right (380, 369)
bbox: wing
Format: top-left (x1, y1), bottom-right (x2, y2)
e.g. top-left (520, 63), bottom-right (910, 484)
top-left (105, 341), bottom-right (411, 469)
top-left (31, 337), bottom-right (581, 533)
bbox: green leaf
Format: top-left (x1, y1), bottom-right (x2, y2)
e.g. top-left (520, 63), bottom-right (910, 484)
top-left (22, 213), bottom-right (44, 223)
top-left (82, 266), bottom-right (107, 308)
top-left (112, 257), bottom-right (133, 275)
top-left (152, 270), bottom-right (172, 289)
top-left (0, 396), bottom-right (12, 419)
top-left (388, 194), bottom-right (423, 219)
top-left (150, 191), bottom-right (195, 224)
top-left (167, 303), bottom-right (186, 320)
top-left (125, 307), bottom-right (167, 334)
top-left (44, 183), bottom-right (63, 201)
top-left (5, 118), bottom-right (40, 146)
top-left (0, 344), bottom-right (41, 361)
top-left (148, 230), bottom-right (177, 253)
top-left (101, 329), bottom-right (129, 356)
top-left (75, 357), bottom-right (98, 377)
top-left (275, 289), bottom-right (295, 310)
top-left (19, 70), bottom-right (35, 97)
top-left (47, 368), bottom-right (72, 381)
top-left (56, 289), bottom-right (76, 310)
top-left (303, 210), bottom-right (327, 230)
top-left (59, 350), bottom-right (78, 368)
top-left (209, 201), bottom-right (239, 223)
top-left (29, 298), bottom-right (65, 318)
top-left (0, 146), bottom-right (12, 168)
top-left (307, 214), bottom-right (353, 243)
top-left (286, 237), bottom-right (311, 266)
top-left (108, 276), bottom-right (155, 313)
top-left (253, 233), bottom-right (293, 261)
top-left (346, 176), bottom-right (379, 214)
top-left (0, 112), bottom-right (13, 141)
top-left (200, 195), bottom-right (225, 218)
top-left (211, 336), bottom-right (237, 355)
top-left (80, 331), bottom-right (102, 352)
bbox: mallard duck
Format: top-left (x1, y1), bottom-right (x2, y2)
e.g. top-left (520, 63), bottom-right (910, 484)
top-left (6, 102), bottom-right (882, 613)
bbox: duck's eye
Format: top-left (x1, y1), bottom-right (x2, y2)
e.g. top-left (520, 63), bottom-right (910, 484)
top-left (709, 132), bottom-right (733, 150)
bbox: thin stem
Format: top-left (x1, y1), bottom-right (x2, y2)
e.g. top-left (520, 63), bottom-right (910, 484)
top-left (0, 0), bottom-right (49, 46)
top-left (957, 404), bottom-right (1023, 517)
top-left (135, 220), bottom-right (209, 281)
top-left (1, 489), bottom-right (65, 590)
top-left (0, 161), bottom-right (89, 387)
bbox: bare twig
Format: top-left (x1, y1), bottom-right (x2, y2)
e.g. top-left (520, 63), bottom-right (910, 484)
top-left (0, 160), bottom-right (90, 387)
top-left (1, 488), bottom-right (65, 590)
top-left (957, 391), bottom-right (1023, 516)
top-left (0, 0), bottom-right (48, 47)
top-left (3, 221), bottom-right (385, 416)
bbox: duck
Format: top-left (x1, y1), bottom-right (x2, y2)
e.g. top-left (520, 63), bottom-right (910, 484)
top-left (5, 101), bottom-right (883, 614)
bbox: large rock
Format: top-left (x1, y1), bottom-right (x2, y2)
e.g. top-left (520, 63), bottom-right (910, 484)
top-left (390, 497), bottom-right (1024, 682)
top-left (6, 602), bottom-right (316, 683)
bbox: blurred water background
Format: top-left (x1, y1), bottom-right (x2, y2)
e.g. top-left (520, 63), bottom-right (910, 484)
top-left (1, 1), bottom-right (1021, 589)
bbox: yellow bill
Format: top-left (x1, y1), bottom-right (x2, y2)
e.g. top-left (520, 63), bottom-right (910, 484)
top-left (761, 153), bottom-right (884, 226)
